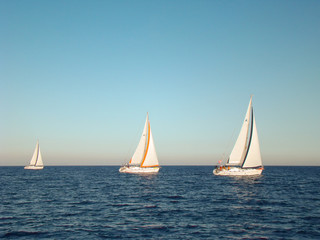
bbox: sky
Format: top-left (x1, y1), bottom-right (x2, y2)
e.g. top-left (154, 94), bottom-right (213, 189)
top-left (1, 0), bottom-right (320, 166)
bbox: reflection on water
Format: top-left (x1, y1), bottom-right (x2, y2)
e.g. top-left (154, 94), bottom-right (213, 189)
top-left (229, 175), bottom-right (263, 197)
top-left (136, 172), bottom-right (159, 180)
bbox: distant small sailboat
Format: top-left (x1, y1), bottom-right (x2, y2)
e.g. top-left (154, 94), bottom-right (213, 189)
top-left (24, 140), bottom-right (44, 170)
top-left (119, 113), bottom-right (160, 173)
top-left (213, 96), bottom-right (263, 176)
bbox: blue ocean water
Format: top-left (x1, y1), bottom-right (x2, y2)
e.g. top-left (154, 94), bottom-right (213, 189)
top-left (1, 166), bottom-right (320, 239)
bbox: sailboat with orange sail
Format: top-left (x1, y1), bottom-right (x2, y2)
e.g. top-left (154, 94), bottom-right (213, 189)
top-left (119, 113), bottom-right (160, 173)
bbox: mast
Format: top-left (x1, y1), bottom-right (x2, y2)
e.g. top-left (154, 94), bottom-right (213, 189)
top-left (140, 120), bottom-right (151, 167)
top-left (35, 144), bottom-right (43, 166)
top-left (241, 108), bottom-right (254, 167)
top-left (242, 112), bottom-right (262, 168)
top-left (140, 115), bottom-right (159, 168)
top-left (34, 143), bottom-right (40, 166)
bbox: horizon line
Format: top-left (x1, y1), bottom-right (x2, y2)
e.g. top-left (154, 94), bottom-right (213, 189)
top-left (0, 165), bottom-right (319, 167)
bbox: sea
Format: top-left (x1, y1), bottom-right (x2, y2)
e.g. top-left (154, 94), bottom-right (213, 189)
top-left (0, 166), bottom-right (319, 239)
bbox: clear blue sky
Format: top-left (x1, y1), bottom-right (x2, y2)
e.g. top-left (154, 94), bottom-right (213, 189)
top-left (1, 0), bottom-right (319, 166)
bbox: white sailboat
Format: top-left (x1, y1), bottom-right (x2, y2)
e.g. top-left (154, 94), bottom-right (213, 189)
top-left (213, 96), bottom-right (263, 176)
top-left (24, 140), bottom-right (44, 170)
top-left (119, 113), bottom-right (160, 173)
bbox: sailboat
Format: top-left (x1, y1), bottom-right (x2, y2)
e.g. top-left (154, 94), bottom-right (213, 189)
top-left (24, 140), bottom-right (44, 170)
top-left (213, 96), bottom-right (263, 176)
top-left (119, 113), bottom-right (160, 173)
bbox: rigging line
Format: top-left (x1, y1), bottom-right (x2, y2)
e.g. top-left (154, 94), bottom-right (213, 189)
top-left (122, 120), bottom-right (145, 164)
top-left (224, 126), bottom-right (237, 164)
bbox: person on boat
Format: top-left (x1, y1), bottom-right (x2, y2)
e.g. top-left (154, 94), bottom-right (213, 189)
top-left (123, 163), bottom-right (129, 168)
top-left (215, 160), bottom-right (222, 171)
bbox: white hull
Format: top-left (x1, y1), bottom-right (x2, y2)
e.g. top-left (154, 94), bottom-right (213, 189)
top-left (119, 166), bottom-right (159, 173)
top-left (213, 167), bottom-right (263, 176)
top-left (24, 165), bottom-right (44, 170)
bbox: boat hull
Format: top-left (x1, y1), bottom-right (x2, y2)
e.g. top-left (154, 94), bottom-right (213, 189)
top-left (119, 166), bottom-right (160, 173)
top-left (24, 165), bottom-right (44, 170)
top-left (213, 167), bottom-right (263, 176)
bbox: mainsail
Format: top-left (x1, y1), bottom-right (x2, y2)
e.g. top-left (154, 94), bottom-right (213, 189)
top-left (141, 127), bottom-right (159, 167)
top-left (242, 115), bottom-right (262, 168)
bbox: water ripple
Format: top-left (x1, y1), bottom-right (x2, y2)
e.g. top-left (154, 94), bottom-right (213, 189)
top-left (0, 166), bottom-right (320, 239)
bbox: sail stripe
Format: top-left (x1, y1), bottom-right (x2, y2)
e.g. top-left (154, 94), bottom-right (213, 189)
top-left (241, 108), bottom-right (254, 168)
top-left (140, 121), bottom-right (151, 167)
top-left (142, 165), bottom-right (159, 168)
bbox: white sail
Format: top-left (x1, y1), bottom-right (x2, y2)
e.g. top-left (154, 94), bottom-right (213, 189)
top-left (242, 115), bottom-right (262, 168)
top-left (29, 141), bottom-right (39, 166)
top-left (35, 146), bottom-right (43, 166)
top-left (141, 127), bottom-right (159, 167)
top-left (130, 115), bottom-right (149, 165)
top-left (227, 97), bottom-right (252, 166)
